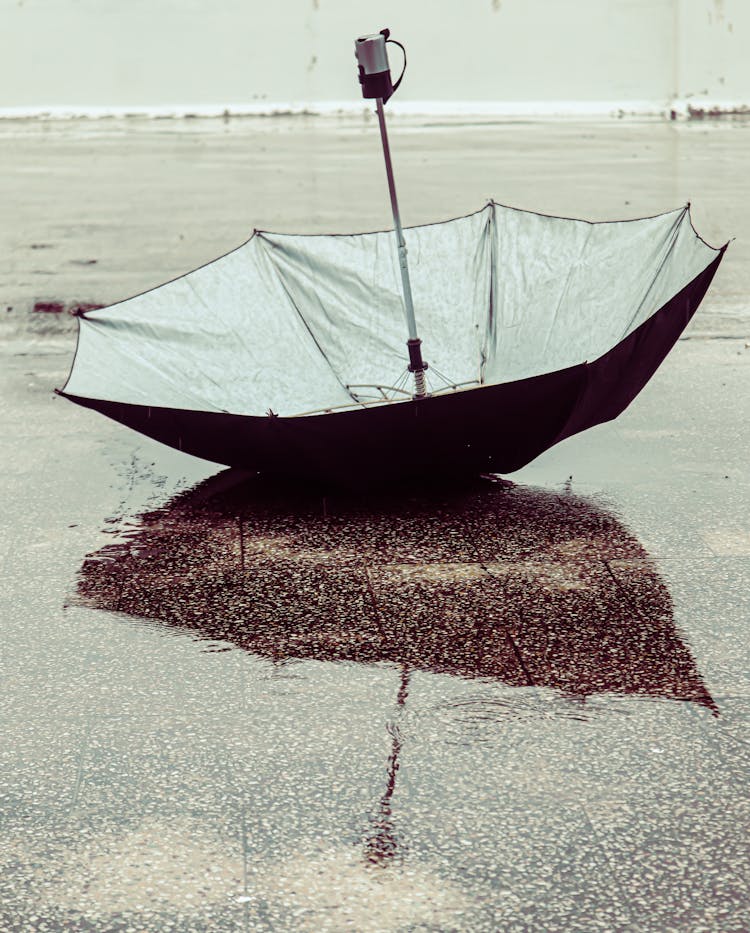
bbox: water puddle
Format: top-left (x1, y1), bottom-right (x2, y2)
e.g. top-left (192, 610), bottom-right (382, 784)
top-left (75, 471), bottom-right (714, 713)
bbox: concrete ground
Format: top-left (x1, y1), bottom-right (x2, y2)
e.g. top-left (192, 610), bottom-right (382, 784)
top-left (1, 115), bottom-right (749, 931)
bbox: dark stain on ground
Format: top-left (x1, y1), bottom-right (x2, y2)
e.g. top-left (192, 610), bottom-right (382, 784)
top-left (688, 104), bottom-right (750, 118)
top-left (31, 300), bottom-right (105, 315)
top-left (76, 472), bottom-right (716, 713)
top-left (33, 300), bottom-right (65, 313)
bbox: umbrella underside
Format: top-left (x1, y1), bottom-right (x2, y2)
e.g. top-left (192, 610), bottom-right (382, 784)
top-left (60, 202), bottom-right (725, 480)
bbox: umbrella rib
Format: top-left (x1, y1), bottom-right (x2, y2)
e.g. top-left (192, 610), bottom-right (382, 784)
top-left (481, 201), bottom-right (496, 384)
top-left (614, 207), bottom-right (687, 344)
top-left (255, 235), bottom-right (366, 408)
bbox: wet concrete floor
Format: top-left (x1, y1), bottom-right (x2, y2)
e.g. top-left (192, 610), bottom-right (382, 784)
top-left (1, 116), bottom-right (749, 930)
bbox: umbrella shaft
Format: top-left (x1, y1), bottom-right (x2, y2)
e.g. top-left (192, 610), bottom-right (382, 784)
top-left (375, 97), bottom-right (427, 396)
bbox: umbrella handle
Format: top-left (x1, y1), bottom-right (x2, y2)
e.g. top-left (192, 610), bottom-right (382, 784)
top-left (354, 28), bottom-right (406, 105)
top-left (385, 37), bottom-right (407, 98)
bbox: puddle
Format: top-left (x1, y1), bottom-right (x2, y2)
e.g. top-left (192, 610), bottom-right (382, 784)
top-left (76, 473), bottom-right (715, 712)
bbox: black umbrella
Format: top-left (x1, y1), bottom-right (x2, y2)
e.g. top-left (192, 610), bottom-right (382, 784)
top-left (57, 31), bottom-right (727, 485)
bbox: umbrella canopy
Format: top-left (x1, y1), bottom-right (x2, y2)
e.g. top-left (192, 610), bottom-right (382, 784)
top-left (59, 202), bottom-right (725, 483)
top-left (75, 474), bottom-right (716, 712)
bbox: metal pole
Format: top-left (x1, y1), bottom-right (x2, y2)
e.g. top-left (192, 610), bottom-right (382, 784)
top-left (375, 98), bottom-right (427, 398)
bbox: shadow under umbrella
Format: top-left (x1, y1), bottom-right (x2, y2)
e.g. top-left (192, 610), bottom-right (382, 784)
top-left (75, 471), bottom-right (716, 868)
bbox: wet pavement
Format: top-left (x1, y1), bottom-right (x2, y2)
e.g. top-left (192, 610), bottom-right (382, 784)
top-left (2, 116), bottom-right (750, 931)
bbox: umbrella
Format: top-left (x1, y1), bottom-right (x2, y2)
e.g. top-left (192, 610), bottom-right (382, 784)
top-left (57, 31), bottom-right (727, 485)
top-left (75, 474), bottom-right (716, 712)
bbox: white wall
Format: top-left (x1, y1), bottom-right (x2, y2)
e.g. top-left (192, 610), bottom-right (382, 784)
top-left (677, 0), bottom-right (750, 114)
top-left (1, 0), bottom-right (747, 116)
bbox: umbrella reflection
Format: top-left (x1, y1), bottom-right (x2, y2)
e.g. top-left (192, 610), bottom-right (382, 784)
top-left (362, 665), bottom-right (410, 869)
top-left (76, 471), bottom-right (714, 713)
top-left (76, 472), bottom-right (715, 873)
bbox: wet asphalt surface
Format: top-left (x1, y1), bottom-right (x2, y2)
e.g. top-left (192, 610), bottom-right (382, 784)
top-left (2, 116), bottom-right (750, 931)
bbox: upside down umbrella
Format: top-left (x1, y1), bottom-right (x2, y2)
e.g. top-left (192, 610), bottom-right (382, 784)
top-left (58, 31), bottom-right (727, 484)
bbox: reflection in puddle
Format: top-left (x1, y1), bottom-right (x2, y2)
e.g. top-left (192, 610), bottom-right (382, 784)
top-left (75, 472), bottom-right (716, 881)
top-left (363, 666), bottom-right (411, 869)
top-left (77, 471), bottom-right (714, 713)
